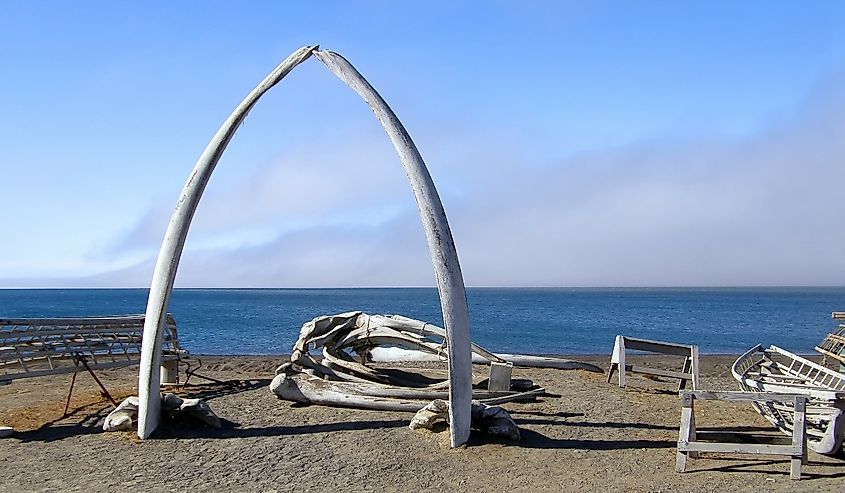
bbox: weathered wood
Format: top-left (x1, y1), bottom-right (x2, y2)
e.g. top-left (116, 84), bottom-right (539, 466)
top-left (690, 345), bottom-right (700, 390)
top-left (733, 344), bottom-right (845, 455)
top-left (792, 396), bottom-right (808, 479)
top-left (487, 361), bottom-right (513, 392)
top-left (683, 390), bottom-right (817, 402)
top-left (609, 335), bottom-right (698, 389)
top-left (0, 315), bottom-right (149, 325)
top-left (675, 394), bottom-right (693, 472)
top-left (1, 314), bottom-right (182, 384)
top-left (622, 337), bottom-right (695, 357)
top-left (2, 359), bottom-right (176, 383)
top-left (679, 441), bottom-right (801, 455)
top-left (815, 323), bottom-right (845, 366)
top-left (314, 49), bottom-right (473, 448)
top-left (832, 312), bottom-right (845, 320)
top-left (625, 365), bottom-right (690, 381)
top-left (490, 353), bottom-right (604, 373)
top-left (676, 392), bottom-right (808, 480)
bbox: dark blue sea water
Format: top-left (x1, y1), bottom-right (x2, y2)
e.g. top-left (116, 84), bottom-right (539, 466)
top-left (1, 288), bottom-right (842, 355)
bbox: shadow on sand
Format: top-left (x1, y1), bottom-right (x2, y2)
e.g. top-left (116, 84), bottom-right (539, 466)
top-left (682, 456), bottom-right (845, 480)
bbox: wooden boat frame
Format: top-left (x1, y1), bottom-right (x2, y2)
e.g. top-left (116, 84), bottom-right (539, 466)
top-left (815, 312), bottom-right (845, 367)
top-left (731, 344), bottom-right (845, 455)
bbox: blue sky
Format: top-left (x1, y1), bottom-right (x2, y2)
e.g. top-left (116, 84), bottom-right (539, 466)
top-left (1, 1), bottom-right (843, 287)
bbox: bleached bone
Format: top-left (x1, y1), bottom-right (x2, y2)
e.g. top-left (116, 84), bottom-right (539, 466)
top-left (162, 393), bottom-right (221, 428)
top-left (103, 396), bottom-right (139, 432)
top-left (270, 373), bottom-right (543, 411)
top-left (488, 354), bottom-right (604, 373)
top-left (137, 45), bottom-right (318, 439)
top-left (138, 46), bottom-right (474, 449)
top-left (410, 399), bottom-right (520, 441)
top-left (314, 49), bottom-right (472, 447)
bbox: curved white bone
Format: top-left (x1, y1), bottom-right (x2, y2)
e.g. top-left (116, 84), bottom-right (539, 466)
top-left (137, 45), bottom-right (318, 439)
top-left (313, 49), bottom-right (472, 447)
top-left (137, 46), bottom-right (473, 447)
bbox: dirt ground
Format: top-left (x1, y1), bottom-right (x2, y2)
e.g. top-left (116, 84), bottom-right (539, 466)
top-left (0, 354), bottom-right (843, 492)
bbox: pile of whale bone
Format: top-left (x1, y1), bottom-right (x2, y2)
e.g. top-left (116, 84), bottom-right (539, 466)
top-left (271, 311), bottom-right (602, 412)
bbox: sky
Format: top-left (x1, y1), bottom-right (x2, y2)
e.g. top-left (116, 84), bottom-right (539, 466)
top-left (1, 1), bottom-right (843, 288)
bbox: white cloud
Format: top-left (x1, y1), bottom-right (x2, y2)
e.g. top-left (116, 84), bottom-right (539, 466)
top-left (5, 71), bottom-right (844, 288)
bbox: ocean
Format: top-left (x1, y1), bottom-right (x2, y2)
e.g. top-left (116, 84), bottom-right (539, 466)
top-left (1, 287), bottom-right (842, 356)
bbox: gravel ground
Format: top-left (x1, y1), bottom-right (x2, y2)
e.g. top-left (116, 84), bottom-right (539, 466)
top-left (1, 354), bottom-right (843, 492)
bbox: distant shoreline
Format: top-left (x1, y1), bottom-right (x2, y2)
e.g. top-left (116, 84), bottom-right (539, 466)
top-left (2, 285), bottom-right (844, 290)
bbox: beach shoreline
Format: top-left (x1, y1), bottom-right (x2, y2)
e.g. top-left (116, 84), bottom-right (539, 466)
top-left (1, 353), bottom-right (842, 492)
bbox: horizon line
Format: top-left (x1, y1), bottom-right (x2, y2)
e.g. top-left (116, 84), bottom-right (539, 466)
top-left (1, 285), bottom-right (843, 290)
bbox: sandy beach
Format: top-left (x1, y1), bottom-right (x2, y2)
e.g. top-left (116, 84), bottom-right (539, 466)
top-left (0, 354), bottom-right (843, 492)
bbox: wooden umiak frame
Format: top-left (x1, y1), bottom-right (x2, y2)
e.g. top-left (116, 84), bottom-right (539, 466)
top-left (137, 46), bottom-right (473, 447)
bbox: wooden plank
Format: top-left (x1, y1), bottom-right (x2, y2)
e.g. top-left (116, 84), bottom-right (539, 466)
top-left (0, 316), bottom-right (146, 325)
top-left (683, 391), bottom-right (814, 402)
top-left (676, 393), bottom-right (694, 472)
top-left (606, 362), bottom-right (617, 384)
top-left (623, 337), bottom-right (694, 357)
top-left (678, 441), bottom-right (798, 456)
top-left (823, 333), bottom-right (845, 344)
top-left (832, 312), bottom-right (845, 320)
top-left (1, 327), bottom-right (145, 338)
top-left (626, 365), bottom-right (691, 381)
top-left (678, 357), bottom-right (691, 391)
top-left (815, 347), bottom-right (845, 365)
top-left (792, 396), bottom-right (807, 480)
top-left (0, 314), bottom-right (176, 326)
top-left (1, 359), bottom-right (148, 382)
top-left (487, 361), bottom-right (512, 392)
top-left (618, 336), bottom-right (626, 387)
top-left (608, 335), bottom-right (621, 383)
top-left (691, 345), bottom-right (700, 390)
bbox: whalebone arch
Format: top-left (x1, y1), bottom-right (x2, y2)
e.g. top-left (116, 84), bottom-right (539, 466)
top-left (136, 46), bottom-right (473, 447)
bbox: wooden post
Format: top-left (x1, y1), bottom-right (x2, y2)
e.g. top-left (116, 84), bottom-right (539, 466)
top-left (791, 396), bottom-right (807, 480)
top-left (690, 345), bottom-right (700, 391)
top-left (607, 335), bottom-right (619, 383)
top-left (617, 336), bottom-right (626, 387)
top-left (676, 392), bottom-right (694, 472)
top-left (160, 360), bottom-right (178, 386)
top-left (487, 361), bottom-right (513, 392)
top-left (678, 357), bottom-right (691, 391)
